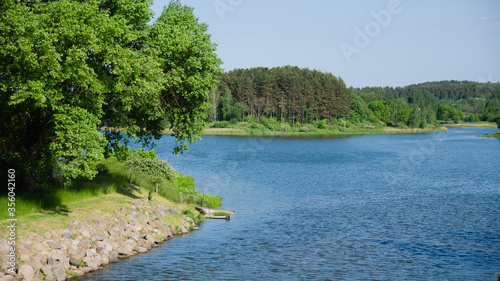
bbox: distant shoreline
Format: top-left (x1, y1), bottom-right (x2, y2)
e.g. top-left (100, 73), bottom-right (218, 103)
top-left (444, 123), bottom-right (498, 128)
top-left (161, 126), bottom-right (448, 137)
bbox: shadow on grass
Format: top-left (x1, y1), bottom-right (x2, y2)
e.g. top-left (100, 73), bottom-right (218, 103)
top-left (117, 184), bottom-right (141, 199)
top-left (39, 204), bottom-right (70, 216)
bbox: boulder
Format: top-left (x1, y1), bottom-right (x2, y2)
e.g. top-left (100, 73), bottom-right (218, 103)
top-left (127, 232), bottom-right (139, 242)
top-left (0, 275), bottom-right (15, 281)
top-left (85, 249), bottom-right (97, 257)
top-left (18, 264), bottom-right (34, 281)
top-left (136, 247), bottom-right (147, 253)
top-left (61, 231), bottom-right (72, 239)
top-left (69, 258), bottom-right (81, 267)
top-left (52, 267), bottom-right (66, 281)
top-left (116, 247), bottom-right (131, 256)
top-left (33, 242), bottom-right (44, 251)
top-left (47, 241), bottom-right (62, 250)
top-left (92, 234), bottom-right (104, 242)
top-left (36, 234), bottom-right (45, 242)
top-left (108, 251), bottom-right (119, 263)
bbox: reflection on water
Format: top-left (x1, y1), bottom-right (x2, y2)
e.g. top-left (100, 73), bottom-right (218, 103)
top-left (79, 127), bottom-right (500, 280)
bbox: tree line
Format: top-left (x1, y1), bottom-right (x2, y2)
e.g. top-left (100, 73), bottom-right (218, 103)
top-left (207, 69), bottom-right (500, 128)
top-left (208, 66), bottom-right (352, 125)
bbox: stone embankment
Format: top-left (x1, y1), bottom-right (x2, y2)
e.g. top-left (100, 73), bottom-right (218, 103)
top-left (0, 198), bottom-right (199, 281)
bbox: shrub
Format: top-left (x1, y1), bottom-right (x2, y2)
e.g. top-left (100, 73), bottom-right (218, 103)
top-left (368, 115), bottom-right (380, 124)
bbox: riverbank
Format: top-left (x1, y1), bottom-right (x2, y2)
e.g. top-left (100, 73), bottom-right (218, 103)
top-left (444, 122), bottom-right (498, 128)
top-left (162, 126), bottom-right (448, 137)
top-left (478, 132), bottom-right (500, 139)
top-left (0, 185), bottom-right (202, 280)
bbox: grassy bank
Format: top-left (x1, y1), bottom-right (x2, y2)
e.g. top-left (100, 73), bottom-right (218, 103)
top-left (163, 122), bottom-right (447, 137)
top-left (0, 158), bottom-right (221, 238)
top-left (444, 122), bottom-right (498, 128)
top-left (478, 132), bottom-right (500, 139)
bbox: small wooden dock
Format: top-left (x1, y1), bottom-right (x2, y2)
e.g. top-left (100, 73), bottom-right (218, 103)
top-left (195, 206), bottom-right (235, 220)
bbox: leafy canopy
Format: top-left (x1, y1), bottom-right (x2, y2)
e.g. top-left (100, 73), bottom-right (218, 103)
top-left (0, 0), bottom-right (221, 188)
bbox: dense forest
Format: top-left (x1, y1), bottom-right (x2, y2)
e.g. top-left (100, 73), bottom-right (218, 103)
top-left (207, 66), bottom-right (500, 129)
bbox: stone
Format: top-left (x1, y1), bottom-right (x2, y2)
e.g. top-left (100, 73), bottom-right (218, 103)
top-left (136, 247), bottom-right (147, 253)
top-left (92, 234), bottom-right (104, 241)
top-left (36, 234), bottom-right (45, 242)
top-left (178, 226), bottom-right (189, 235)
top-left (139, 232), bottom-right (148, 239)
top-left (33, 242), bottom-right (44, 251)
top-left (0, 275), bottom-right (15, 281)
top-left (85, 249), bottom-right (97, 257)
top-left (145, 234), bottom-right (156, 244)
top-left (19, 254), bottom-right (31, 262)
top-left (18, 265), bottom-right (34, 281)
top-left (116, 247), bottom-right (131, 256)
top-left (82, 257), bottom-right (98, 270)
top-left (108, 251), bottom-right (119, 263)
top-left (61, 232), bottom-right (72, 239)
top-left (127, 232), bottom-right (139, 242)
top-left (51, 267), bottom-right (66, 281)
top-left (69, 258), bottom-right (81, 267)
top-left (104, 243), bottom-right (113, 252)
top-left (47, 241), bottom-right (62, 250)
top-left (81, 230), bottom-right (90, 238)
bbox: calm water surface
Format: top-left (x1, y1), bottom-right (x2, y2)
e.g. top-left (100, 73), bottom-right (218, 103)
top-left (79, 127), bottom-right (500, 280)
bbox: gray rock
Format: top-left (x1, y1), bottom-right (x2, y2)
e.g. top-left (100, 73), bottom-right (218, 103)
top-left (82, 257), bottom-right (98, 270)
top-left (69, 258), bottom-right (81, 267)
top-left (116, 247), bottom-right (131, 256)
top-left (104, 243), bottom-right (113, 252)
top-left (178, 225), bottom-right (189, 234)
top-left (0, 275), bottom-right (15, 281)
top-left (139, 232), bottom-right (148, 239)
top-left (92, 234), bottom-right (104, 241)
top-left (127, 232), bottom-right (139, 241)
top-left (18, 265), bottom-right (34, 281)
top-left (136, 247), bottom-right (148, 253)
top-left (33, 242), bottom-right (44, 251)
top-left (41, 265), bottom-right (53, 276)
top-left (86, 249), bottom-right (97, 257)
top-left (47, 241), bottom-right (62, 250)
top-left (36, 234), bottom-right (45, 242)
top-left (61, 232), bottom-right (72, 239)
top-left (108, 251), bottom-right (119, 263)
top-left (81, 230), bottom-right (90, 238)
top-left (51, 267), bottom-right (66, 281)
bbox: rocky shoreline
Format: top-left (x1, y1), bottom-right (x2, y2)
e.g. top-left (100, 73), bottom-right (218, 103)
top-left (0, 198), bottom-right (199, 281)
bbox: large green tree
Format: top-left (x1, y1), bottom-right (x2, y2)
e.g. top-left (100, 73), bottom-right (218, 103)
top-left (0, 0), bottom-right (221, 189)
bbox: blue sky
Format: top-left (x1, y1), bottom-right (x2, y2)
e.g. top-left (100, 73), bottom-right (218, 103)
top-left (150, 0), bottom-right (500, 88)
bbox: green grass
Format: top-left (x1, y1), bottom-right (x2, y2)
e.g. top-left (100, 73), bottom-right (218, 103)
top-left (478, 132), bottom-right (500, 139)
top-left (0, 157), bottom-right (222, 220)
top-left (213, 211), bottom-right (228, 216)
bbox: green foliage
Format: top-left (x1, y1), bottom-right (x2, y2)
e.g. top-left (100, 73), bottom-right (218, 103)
top-left (182, 208), bottom-right (204, 225)
top-left (213, 212), bottom-right (228, 216)
top-left (125, 155), bottom-right (177, 185)
top-left (149, 0), bottom-right (223, 155)
top-left (397, 109), bottom-right (411, 125)
top-left (368, 101), bottom-right (391, 122)
top-left (0, 0), bottom-right (221, 188)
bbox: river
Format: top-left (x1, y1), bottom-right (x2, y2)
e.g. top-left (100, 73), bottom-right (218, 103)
top-left (78, 127), bottom-right (500, 280)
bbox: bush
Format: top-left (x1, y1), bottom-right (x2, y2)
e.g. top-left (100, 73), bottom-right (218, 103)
top-left (299, 124), bottom-right (315, 132)
top-left (211, 121), bottom-right (231, 128)
top-left (368, 115), bottom-right (380, 124)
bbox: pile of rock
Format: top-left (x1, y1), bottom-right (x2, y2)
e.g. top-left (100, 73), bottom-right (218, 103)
top-left (0, 198), bottom-right (199, 281)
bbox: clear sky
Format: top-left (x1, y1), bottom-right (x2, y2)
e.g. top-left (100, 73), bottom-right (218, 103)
top-left (150, 0), bottom-right (500, 88)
